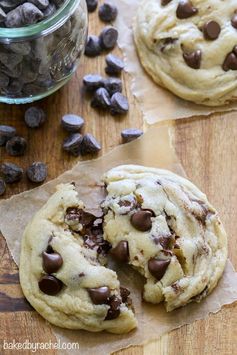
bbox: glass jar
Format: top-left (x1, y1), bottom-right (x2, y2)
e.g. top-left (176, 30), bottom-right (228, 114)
top-left (0, 0), bottom-right (88, 104)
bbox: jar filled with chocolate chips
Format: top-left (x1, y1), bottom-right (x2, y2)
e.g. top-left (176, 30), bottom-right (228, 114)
top-left (0, 0), bottom-right (88, 103)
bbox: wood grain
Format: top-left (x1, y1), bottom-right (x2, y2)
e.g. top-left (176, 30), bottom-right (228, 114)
top-left (0, 1), bottom-right (237, 354)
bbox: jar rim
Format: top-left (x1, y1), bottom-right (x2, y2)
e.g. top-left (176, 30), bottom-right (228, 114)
top-left (0, 0), bottom-right (81, 42)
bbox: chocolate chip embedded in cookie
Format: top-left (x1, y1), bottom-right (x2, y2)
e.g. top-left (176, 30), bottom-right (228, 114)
top-left (183, 50), bottom-right (202, 69)
top-left (130, 210), bottom-right (154, 232)
top-left (176, 0), bottom-right (198, 19)
top-left (38, 275), bottom-right (63, 295)
top-left (110, 240), bottom-right (129, 262)
top-left (203, 21), bottom-right (221, 40)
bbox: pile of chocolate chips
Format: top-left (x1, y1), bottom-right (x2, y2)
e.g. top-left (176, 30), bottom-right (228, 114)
top-left (61, 114), bottom-right (101, 156)
top-left (0, 106), bottom-right (48, 196)
top-left (0, 0), bottom-right (86, 99)
top-left (0, 1), bottom-right (65, 28)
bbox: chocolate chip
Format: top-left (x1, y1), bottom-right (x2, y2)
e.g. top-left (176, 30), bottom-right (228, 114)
top-left (110, 92), bottom-right (129, 115)
top-left (61, 114), bottom-right (84, 132)
top-left (0, 178), bottom-right (6, 196)
top-left (83, 74), bottom-right (104, 91)
top-left (148, 258), bottom-right (171, 280)
top-left (0, 162), bottom-right (23, 183)
top-left (99, 26), bottom-right (118, 50)
top-left (176, 0), bottom-right (198, 19)
top-left (105, 295), bottom-right (121, 320)
top-left (26, 162), bottom-right (47, 183)
top-left (183, 49), bottom-right (201, 69)
top-left (24, 107), bottom-right (46, 128)
top-left (65, 207), bottom-right (97, 228)
top-left (62, 133), bottom-right (83, 156)
top-left (0, 125), bottom-right (16, 146)
top-left (153, 235), bottom-right (173, 250)
top-left (130, 210), bottom-right (154, 232)
top-left (5, 136), bottom-right (27, 156)
top-left (105, 54), bottom-right (124, 75)
top-left (121, 128), bottom-right (143, 143)
top-left (161, 0), bottom-right (172, 5)
top-left (80, 133), bottom-right (101, 155)
top-left (120, 286), bottom-right (130, 303)
top-left (42, 251), bottom-right (63, 274)
top-left (231, 14), bottom-right (237, 29)
top-left (85, 35), bottom-right (102, 57)
top-left (86, 0), bottom-right (98, 12)
top-left (21, 3), bottom-right (44, 25)
top-left (203, 21), bottom-right (221, 40)
top-left (98, 2), bottom-right (118, 23)
top-left (104, 77), bottom-right (122, 95)
top-left (223, 50), bottom-right (237, 71)
top-left (88, 286), bottom-right (111, 304)
top-left (110, 240), bottom-right (129, 262)
top-left (91, 87), bottom-right (111, 109)
top-left (38, 275), bottom-right (63, 295)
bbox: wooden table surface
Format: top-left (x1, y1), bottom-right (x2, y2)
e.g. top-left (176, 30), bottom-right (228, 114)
top-left (0, 2), bottom-right (237, 354)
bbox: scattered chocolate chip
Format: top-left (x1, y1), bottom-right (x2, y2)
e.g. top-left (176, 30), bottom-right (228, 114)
top-left (130, 210), bottom-right (154, 232)
top-left (0, 125), bottom-right (16, 146)
top-left (85, 35), bottom-right (102, 57)
top-left (121, 128), bottom-right (143, 143)
top-left (110, 240), bottom-right (129, 262)
top-left (176, 0), bottom-right (198, 19)
top-left (83, 74), bottom-right (104, 91)
top-left (105, 54), bottom-right (125, 75)
top-left (223, 50), bottom-right (237, 71)
top-left (104, 77), bottom-right (122, 95)
top-left (0, 178), bottom-right (6, 196)
top-left (91, 87), bottom-right (111, 109)
top-left (148, 258), bottom-right (171, 280)
top-left (80, 133), bottom-right (101, 155)
top-left (183, 49), bottom-right (201, 69)
top-left (24, 106), bottom-right (46, 128)
top-left (42, 251), bottom-right (63, 274)
top-left (5, 136), bottom-right (27, 156)
top-left (38, 275), bottom-right (63, 295)
top-left (120, 286), bottom-right (130, 303)
top-left (231, 14), bottom-right (237, 29)
top-left (0, 162), bottom-right (23, 183)
top-left (203, 21), bottom-right (221, 40)
top-left (99, 26), bottom-right (118, 50)
top-left (79, 272), bottom-right (85, 277)
top-left (161, 0), bottom-right (172, 5)
top-left (26, 162), bottom-right (47, 183)
top-left (105, 295), bottom-right (121, 320)
top-left (99, 2), bottom-right (118, 23)
top-left (110, 92), bottom-right (129, 115)
top-left (86, 0), bottom-right (98, 12)
top-left (62, 133), bottom-right (83, 156)
top-left (88, 286), bottom-right (111, 304)
top-left (61, 114), bottom-right (84, 132)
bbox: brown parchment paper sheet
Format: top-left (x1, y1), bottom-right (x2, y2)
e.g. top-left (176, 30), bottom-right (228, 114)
top-left (113, 0), bottom-right (237, 125)
top-left (0, 124), bottom-right (237, 355)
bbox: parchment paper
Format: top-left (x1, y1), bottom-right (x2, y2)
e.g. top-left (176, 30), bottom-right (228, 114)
top-left (0, 124), bottom-right (237, 355)
top-left (113, 0), bottom-right (237, 124)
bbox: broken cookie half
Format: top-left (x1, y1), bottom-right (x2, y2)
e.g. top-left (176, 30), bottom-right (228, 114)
top-left (102, 165), bottom-right (228, 311)
top-left (19, 183), bottom-right (137, 334)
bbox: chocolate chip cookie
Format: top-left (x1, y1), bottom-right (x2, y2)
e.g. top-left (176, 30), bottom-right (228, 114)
top-left (102, 165), bottom-right (227, 311)
top-left (134, 0), bottom-right (237, 106)
top-left (19, 183), bottom-right (136, 333)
